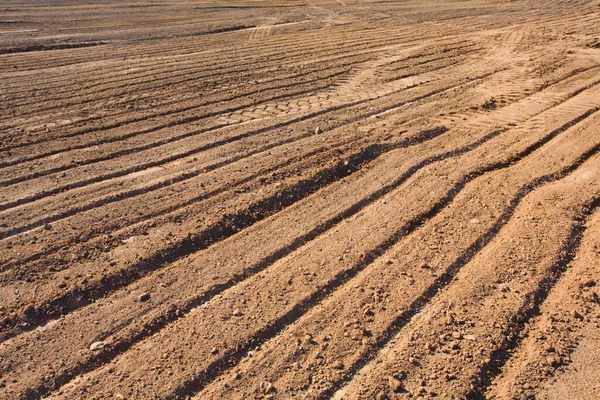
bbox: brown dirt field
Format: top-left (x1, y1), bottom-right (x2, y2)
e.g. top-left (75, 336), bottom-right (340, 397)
top-left (1, 0), bottom-right (600, 399)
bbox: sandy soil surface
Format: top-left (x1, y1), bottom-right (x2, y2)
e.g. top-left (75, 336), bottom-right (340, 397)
top-left (1, 0), bottom-right (600, 399)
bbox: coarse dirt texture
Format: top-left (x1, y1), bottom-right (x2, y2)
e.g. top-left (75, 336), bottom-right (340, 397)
top-left (1, 0), bottom-right (600, 399)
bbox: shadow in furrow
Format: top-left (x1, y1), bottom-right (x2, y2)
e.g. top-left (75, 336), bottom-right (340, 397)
top-left (318, 116), bottom-right (600, 400)
top-left (165, 108), bottom-right (599, 399)
top-left (1, 126), bottom-right (449, 343)
top-left (465, 199), bottom-right (600, 398)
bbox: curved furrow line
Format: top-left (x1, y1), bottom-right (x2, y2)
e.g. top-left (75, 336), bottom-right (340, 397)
top-left (0, 58), bottom-right (554, 341)
top-left (0, 67), bottom-right (496, 216)
top-left (1, 65), bottom-right (592, 284)
top-left (317, 121), bottom-right (600, 400)
top-left (0, 70), bottom-right (341, 160)
top-left (0, 26), bottom-right (437, 105)
top-left (465, 200), bottom-right (600, 398)
top-left (0, 66), bottom-right (502, 282)
top-left (0, 28), bottom-right (429, 120)
top-left (0, 127), bottom-right (449, 397)
top-left (45, 94), bottom-right (600, 400)
top-left (196, 95), bottom-right (600, 400)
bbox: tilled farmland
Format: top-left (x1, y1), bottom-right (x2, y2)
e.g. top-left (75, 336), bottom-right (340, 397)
top-left (1, 0), bottom-right (600, 399)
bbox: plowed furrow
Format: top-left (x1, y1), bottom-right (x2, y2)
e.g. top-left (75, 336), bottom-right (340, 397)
top-left (40, 89), bottom-right (600, 400)
top-left (197, 92), bottom-right (600, 400)
top-left (488, 211), bottom-right (600, 399)
top-left (335, 136), bottom-right (600, 400)
top-left (0, 29), bottom-right (452, 126)
top-left (0, 34), bottom-right (471, 150)
top-left (1, 67), bottom-right (594, 337)
top-left (0, 64), bottom-right (497, 216)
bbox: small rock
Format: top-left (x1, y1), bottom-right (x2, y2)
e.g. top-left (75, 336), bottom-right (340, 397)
top-left (260, 381), bottom-right (275, 394)
top-left (89, 341), bottom-right (105, 351)
top-left (314, 126), bottom-right (323, 134)
top-left (546, 355), bottom-right (561, 367)
top-left (469, 218), bottom-right (480, 224)
top-left (451, 331), bottom-right (462, 340)
top-left (232, 308), bottom-right (243, 316)
top-left (464, 334), bottom-right (477, 341)
top-left (581, 279), bottom-right (596, 288)
top-left (544, 344), bottom-right (556, 353)
top-left (388, 375), bottom-right (403, 393)
top-left (138, 293), bottom-right (150, 302)
top-left (573, 310), bottom-right (584, 320)
top-left (210, 347), bottom-right (219, 355)
top-left (43, 223), bottom-right (52, 231)
top-left (332, 360), bottom-right (344, 370)
top-left (79, 234), bottom-right (90, 243)
top-left (445, 373), bottom-right (457, 381)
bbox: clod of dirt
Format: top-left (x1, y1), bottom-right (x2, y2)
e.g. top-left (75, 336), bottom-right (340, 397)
top-left (388, 375), bottom-right (404, 392)
top-left (89, 341), bottom-right (105, 351)
top-left (138, 293), bottom-right (150, 302)
top-left (481, 97), bottom-right (498, 110)
top-left (260, 381), bottom-right (275, 394)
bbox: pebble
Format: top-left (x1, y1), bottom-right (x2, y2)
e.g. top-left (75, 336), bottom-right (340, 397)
top-left (314, 126), bottom-right (323, 134)
top-left (332, 360), bottom-right (344, 370)
top-left (210, 347), bottom-right (219, 355)
top-left (43, 223), bottom-right (52, 230)
top-left (232, 308), bottom-right (243, 316)
top-left (89, 341), bottom-right (105, 351)
top-left (260, 381), bottom-right (275, 394)
top-left (464, 334), bottom-right (477, 341)
top-left (388, 375), bottom-right (403, 393)
top-left (138, 293), bottom-right (150, 302)
top-left (546, 355), bottom-right (561, 367)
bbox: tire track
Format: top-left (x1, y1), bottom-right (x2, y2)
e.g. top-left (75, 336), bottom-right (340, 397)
top-left (0, 68), bottom-right (497, 220)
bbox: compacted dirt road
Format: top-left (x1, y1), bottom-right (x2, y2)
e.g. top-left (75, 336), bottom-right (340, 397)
top-left (1, 0), bottom-right (600, 399)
